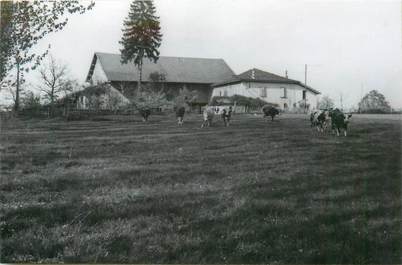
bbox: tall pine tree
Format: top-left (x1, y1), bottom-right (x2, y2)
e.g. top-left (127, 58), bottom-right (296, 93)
top-left (120, 0), bottom-right (162, 93)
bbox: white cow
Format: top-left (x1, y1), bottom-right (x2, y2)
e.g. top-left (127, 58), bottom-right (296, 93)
top-left (201, 107), bottom-right (215, 128)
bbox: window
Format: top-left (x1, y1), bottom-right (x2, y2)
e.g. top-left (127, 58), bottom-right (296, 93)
top-left (302, 90), bottom-right (306, 100)
top-left (223, 90), bottom-right (228, 97)
top-left (260, 87), bottom-right (267, 97)
top-left (281, 87), bottom-right (287, 98)
top-left (219, 91), bottom-right (222, 96)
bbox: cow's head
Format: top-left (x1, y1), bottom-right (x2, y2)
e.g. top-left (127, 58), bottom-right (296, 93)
top-left (344, 113), bottom-right (352, 123)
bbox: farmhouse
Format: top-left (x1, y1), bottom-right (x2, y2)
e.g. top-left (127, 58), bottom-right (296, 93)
top-left (85, 52), bottom-right (235, 111)
top-left (211, 68), bottom-right (320, 112)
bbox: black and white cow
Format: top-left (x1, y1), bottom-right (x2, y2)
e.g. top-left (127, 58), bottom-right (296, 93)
top-left (221, 106), bottom-right (233, 127)
top-left (262, 105), bottom-right (279, 121)
top-left (310, 110), bottom-right (330, 132)
top-left (329, 109), bottom-right (352, 136)
top-left (310, 111), bottom-right (319, 127)
top-left (176, 106), bottom-right (186, 126)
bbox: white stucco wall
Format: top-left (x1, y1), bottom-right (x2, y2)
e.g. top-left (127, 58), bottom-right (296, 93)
top-left (212, 82), bottom-right (320, 111)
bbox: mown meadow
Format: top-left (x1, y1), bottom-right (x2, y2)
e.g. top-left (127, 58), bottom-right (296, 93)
top-left (0, 113), bottom-right (400, 263)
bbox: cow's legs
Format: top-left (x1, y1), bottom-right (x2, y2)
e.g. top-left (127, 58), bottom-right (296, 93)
top-left (336, 129), bottom-right (340, 136)
top-left (344, 130), bottom-right (347, 137)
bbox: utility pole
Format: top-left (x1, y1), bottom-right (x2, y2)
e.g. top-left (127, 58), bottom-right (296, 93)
top-left (359, 83), bottom-right (363, 113)
top-left (304, 64), bottom-right (307, 87)
top-left (304, 64), bottom-right (307, 113)
top-left (340, 93), bottom-right (343, 111)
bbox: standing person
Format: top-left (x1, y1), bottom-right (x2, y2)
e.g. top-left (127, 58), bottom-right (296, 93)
top-left (221, 108), bottom-right (228, 126)
top-left (226, 106), bottom-right (233, 126)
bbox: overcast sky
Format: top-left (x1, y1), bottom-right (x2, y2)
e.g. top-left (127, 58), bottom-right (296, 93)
top-left (5, 0), bottom-right (402, 108)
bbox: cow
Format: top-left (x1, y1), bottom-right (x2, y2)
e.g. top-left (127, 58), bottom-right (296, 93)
top-left (311, 110), bottom-right (330, 132)
top-left (310, 111), bottom-right (319, 127)
top-left (139, 108), bottom-right (151, 122)
top-left (176, 106), bottom-right (186, 126)
top-left (262, 105), bottom-right (279, 121)
top-left (221, 106), bottom-right (233, 127)
top-left (329, 109), bottom-right (352, 136)
top-left (201, 107), bottom-right (215, 128)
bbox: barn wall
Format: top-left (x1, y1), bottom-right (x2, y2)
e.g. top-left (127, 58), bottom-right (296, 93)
top-left (91, 61), bottom-right (108, 84)
top-left (76, 85), bottom-right (130, 110)
top-left (212, 82), bottom-right (320, 111)
top-left (184, 83), bottom-right (212, 103)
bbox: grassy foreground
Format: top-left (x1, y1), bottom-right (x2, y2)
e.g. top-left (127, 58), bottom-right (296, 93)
top-left (0, 113), bottom-right (401, 263)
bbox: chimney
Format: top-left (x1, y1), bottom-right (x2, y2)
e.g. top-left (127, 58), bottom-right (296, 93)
top-left (285, 70), bottom-right (288, 78)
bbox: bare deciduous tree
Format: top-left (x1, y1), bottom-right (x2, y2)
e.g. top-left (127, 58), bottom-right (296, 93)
top-left (358, 90), bottom-right (391, 113)
top-left (0, 1), bottom-right (94, 111)
top-left (38, 56), bottom-right (73, 115)
top-left (318, 95), bottom-right (335, 110)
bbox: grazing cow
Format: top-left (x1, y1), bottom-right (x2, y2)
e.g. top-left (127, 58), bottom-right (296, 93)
top-left (176, 106), bottom-right (186, 126)
top-left (310, 111), bottom-right (319, 127)
top-left (221, 106), bottom-right (233, 127)
top-left (329, 108), bottom-right (352, 136)
top-left (262, 105), bottom-right (279, 121)
top-left (310, 110), bottom-right (330, 132)
top-left (139, 108), bottom-right (151, 122)
top-left (201, 107), bottom-right (215, 128)
top-left (318, 110), bottom-right (330, 132)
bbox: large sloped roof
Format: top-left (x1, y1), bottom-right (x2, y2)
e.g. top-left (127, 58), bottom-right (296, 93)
top-left (86, 52), bottom-right (235, 84)
top-left (212, 68), bottom-right (320, 94)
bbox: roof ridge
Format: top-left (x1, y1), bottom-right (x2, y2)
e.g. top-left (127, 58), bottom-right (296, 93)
top-left (88, 52), bottom-right (236, 84)
top-left (94, 52), bottom-right (225, 61)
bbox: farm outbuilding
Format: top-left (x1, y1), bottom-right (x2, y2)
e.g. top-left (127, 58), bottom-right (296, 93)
top-left (85, 52), bottom-right (235, 112)
top-left (211, 68), bottom-right (321, 112)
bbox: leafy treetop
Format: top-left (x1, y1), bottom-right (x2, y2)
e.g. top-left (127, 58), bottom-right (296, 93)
top-left (120, 0), bottom-right (162, 66)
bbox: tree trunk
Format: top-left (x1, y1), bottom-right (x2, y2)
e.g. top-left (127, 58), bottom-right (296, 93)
top-left (137, 59), bottom-right (143, 94)
top-left (50, 87), bottom-right (54, 116)
top-left (14, 62), bottom-right (20, 112)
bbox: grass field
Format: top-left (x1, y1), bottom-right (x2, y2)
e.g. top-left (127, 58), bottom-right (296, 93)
top-left (1, 113), bottom-right (401, 263)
